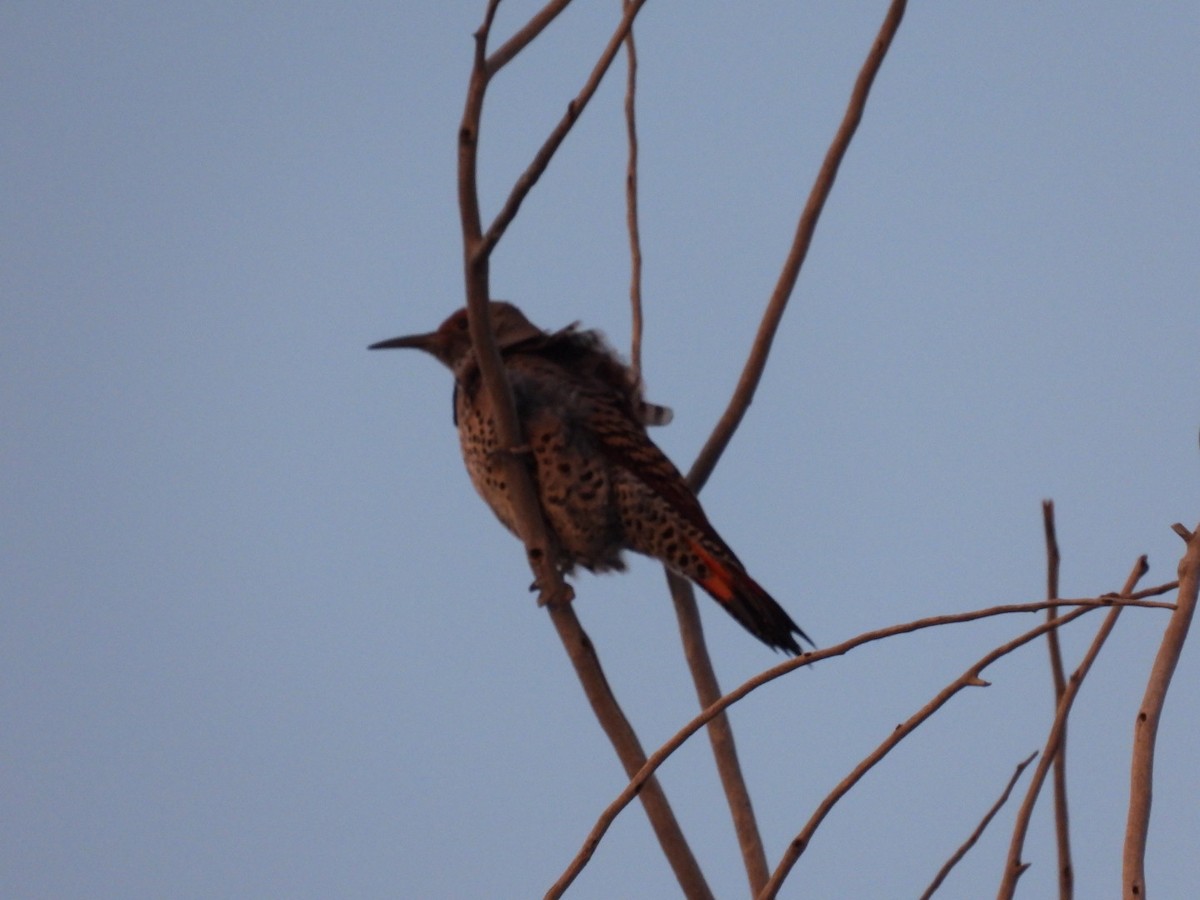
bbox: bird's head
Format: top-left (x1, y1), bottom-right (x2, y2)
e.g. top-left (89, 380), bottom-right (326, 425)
top-left (369, 301), bottom-right (544, 372)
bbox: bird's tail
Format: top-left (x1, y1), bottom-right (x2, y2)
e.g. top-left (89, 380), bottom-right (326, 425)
top-left (688, 540), bottom-right (811, 655)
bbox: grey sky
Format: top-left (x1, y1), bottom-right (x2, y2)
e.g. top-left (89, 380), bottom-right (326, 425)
top-left (3, 3), bottom-right (1198, 897)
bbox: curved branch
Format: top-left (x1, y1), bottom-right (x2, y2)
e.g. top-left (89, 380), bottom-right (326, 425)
top-left (687, 0), bottom-right (908, 492)
top-left (1124, 523), bottom-right (1200, 898)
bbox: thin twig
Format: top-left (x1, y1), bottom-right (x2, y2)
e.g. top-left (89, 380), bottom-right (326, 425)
top-left (1124, 580), bottom-right (1179, 601)
top-left (460, 7), bottom-right (711, 897)
top-left (687, 0), bottom-right (908, 493)
top-left (486, 0), bottom-right (575, 75)
top-left (480, 0), bottom-right (650, 261)
top-left (622, 0), bottom-right (644, 380)
top-left (617, 0), bottom-right (766, 890)
top-left (920, 751), bottom-right (1039, 900)
top-left (1124, 523), bottom-right (1200, 898)
top-left (1041, 501), bottom-right (1074, 898)
top-left (997, 556), bottom-right (1149, 900)
top-left (666, 572), bottom-right (770, 894)
top-left (549, 596), bottom-right (1169, 895)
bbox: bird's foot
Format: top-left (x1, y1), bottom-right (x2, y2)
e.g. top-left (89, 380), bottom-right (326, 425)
top-left (530, 578), bottom-right (575, 608)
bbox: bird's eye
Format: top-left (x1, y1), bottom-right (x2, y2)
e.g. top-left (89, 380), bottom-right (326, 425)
top-left (454, 313), bottom-right (469, 331)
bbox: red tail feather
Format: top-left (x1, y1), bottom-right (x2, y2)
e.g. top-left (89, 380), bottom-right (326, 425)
top-left (688, 540), bottom-right (810, 655)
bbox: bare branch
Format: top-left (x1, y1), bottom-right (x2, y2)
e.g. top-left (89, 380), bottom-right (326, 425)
top-left (1041, 501), bottom-right (1074, 898)
top-left (1124, 580), bottom-right (1179, 601)
top-left (669, 0), bottom-right (907, 877)
top-left (920, 752), bottom-right (1039, 900)
top-left (616, 1), bottom-right (766, 889)
top-left (486, 0), bottom-right (575, 75)
top-left (687, 0), bottom-right (908, 492)
top-left (480, 0), bottom-right (650, 261)
top-left (551, 595), bottom-right (1167, 895)
top-left (997, 556), bottom-right (1149, 900)
top-left (622, 0), bottom-right (645, 379)
top-left (666, 572), bottom-right (769, 893)
top-left (1124, 523), bottom-right (1200, 898)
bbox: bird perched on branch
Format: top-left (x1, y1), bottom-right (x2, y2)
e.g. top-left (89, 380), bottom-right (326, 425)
top-left (370, 302), bottom-right (809, 654)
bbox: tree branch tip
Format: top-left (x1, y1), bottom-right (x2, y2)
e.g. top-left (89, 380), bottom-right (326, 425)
top-left (967, 676), bottom-right (991, 688)
top-left (1171, 522), bottom-right (1193, 540)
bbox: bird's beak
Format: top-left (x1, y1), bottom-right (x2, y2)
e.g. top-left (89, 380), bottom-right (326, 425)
top-left (367, 331), bottom-right (440, 352)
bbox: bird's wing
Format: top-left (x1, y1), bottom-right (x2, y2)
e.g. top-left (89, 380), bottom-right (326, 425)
top-left (577, 379), bottom-right (719, 540)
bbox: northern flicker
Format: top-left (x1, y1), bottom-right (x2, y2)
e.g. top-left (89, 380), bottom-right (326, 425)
top-left (369, 302), bottom-right (810, 654)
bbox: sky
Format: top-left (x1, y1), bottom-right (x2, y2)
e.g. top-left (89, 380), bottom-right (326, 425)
top-left (3, 2), bottom-right (1199, 898)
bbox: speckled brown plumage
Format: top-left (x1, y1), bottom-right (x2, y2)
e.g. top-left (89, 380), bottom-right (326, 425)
top-left (370, 302), bottom-right (809, 654)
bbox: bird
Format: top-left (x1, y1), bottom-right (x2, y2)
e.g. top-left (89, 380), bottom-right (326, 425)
top-left (369, 302), bottom-right (810, 654)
